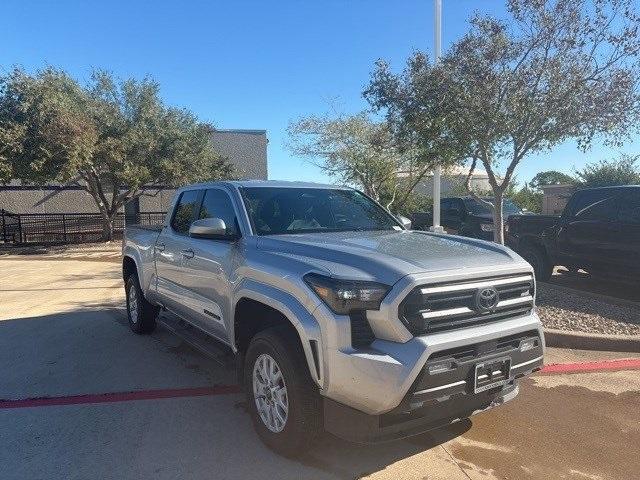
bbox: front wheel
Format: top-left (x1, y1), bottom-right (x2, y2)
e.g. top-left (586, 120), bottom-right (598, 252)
top-left (244, 327), bottom-right (322, 456)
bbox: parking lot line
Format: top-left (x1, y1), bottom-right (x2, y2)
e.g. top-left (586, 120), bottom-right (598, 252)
top-left (0, 385), bottom-right (241, 410)
top-left (2, 358), bottom-right (638, 411)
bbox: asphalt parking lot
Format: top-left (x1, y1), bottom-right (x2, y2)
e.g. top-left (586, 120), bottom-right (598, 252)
top-left (1, 249), bottom-right (639, 480)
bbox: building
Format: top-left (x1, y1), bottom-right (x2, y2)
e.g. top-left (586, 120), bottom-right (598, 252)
top-left (0, 129), bottom-right (268, 214)
top-left (541, 183), bottom-right (575, 215)
top-left (409, 165), bottom-right (494, 197)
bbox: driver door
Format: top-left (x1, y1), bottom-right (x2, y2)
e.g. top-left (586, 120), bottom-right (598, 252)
top-left (155, 188), bottom-right (203, 323)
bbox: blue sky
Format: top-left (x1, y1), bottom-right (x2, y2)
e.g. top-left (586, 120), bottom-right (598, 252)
top-left (2, 0), bottom-right (638, 185)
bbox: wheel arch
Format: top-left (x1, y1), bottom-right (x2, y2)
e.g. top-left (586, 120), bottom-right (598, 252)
top-left (517, 235), bottom-right (549, 258)
top-left (122, 255), bottom-right (138, 281)
top-left (233, 280), bottom-right (323, 388)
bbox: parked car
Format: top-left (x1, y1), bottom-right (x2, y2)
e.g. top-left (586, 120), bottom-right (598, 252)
top-left (506, 185), bottom-right (640, 282)
top-left (412, 197), bottom-right (523, 240)
top-left (122, 181), bottom-right (544, 455)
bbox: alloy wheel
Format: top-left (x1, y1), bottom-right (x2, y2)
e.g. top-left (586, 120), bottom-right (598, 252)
top-left (252, 353), bottom-right (289, 433)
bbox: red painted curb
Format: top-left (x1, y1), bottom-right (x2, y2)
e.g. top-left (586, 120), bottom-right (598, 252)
top-left (541, 358), bottom-right (640, 375)
top-left (0, 385), bottom-right (241, 410)
top-left (2, 359), bottom-right (639, 410)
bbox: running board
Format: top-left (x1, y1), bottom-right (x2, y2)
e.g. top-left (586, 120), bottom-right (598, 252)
top-left (158, 313), bottom-right (234, 367)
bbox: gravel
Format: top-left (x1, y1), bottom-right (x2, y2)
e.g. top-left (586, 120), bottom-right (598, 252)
top-left (536, 283), bottom-right (640, 336)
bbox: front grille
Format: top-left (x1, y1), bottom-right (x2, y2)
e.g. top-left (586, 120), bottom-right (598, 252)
top-left (399, 274), bottom-right (534, 335)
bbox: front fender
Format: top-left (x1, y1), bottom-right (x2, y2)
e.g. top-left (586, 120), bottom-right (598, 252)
top-left (233, 279), bottom-right (324, 388)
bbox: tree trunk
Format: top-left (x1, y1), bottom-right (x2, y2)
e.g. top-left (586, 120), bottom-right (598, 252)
top-left (493, 191), bottom-right (505, 244)
top-left (101, 214), bottom-right (115, 241)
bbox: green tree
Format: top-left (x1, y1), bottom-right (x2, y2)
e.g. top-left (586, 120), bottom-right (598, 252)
top-left (287, 112), bottom-right (435, 211)
top-left (0, 68), bottom-right (232, 239)
top-left (512, 185), bottom-right (543, 213)
top-left (366, 0), bottom-right (640, 243)
top-left (575, 155), bottom-right (640, 188)
top-left (529, 170), bottom-right (576, 190)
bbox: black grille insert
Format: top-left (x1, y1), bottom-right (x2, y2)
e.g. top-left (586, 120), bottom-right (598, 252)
top-left (350, 310), bottom-right (376, 347)
top-left (399, 274), bottom-right (534, 335)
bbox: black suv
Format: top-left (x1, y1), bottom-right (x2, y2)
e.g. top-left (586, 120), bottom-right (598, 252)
top-left (413, 197), bottom-right (523, 240)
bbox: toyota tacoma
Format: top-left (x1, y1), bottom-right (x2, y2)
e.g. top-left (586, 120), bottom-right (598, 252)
top-left (122, 181), bottom-right (544, 455)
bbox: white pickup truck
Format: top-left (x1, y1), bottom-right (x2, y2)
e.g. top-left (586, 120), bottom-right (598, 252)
top-left (122, 180), bottom-right (544, 455)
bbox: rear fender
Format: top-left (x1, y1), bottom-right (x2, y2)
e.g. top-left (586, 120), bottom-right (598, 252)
top-left (122, 245), bottom-right (156, 298)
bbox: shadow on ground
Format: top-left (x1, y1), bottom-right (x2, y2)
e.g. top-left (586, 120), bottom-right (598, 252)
top-left (0, 307), bottom-right (471, 480)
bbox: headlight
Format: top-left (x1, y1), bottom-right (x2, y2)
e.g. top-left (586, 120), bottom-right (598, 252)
top-left (303, 273), bottom-right (390, 315)
top-left (480, 223), bottom-right (494, 232)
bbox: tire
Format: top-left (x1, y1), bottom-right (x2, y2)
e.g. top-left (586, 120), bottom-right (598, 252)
top-left (519, 245), bottom-right (553, 282)
top-left (125, 274), bottom-right (159, 334)
top-left (244, 326), bottom-right (322, 457)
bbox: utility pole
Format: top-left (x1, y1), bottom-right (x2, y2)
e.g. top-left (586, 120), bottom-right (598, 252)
top-left (430, 0), bottom-right (444, 233)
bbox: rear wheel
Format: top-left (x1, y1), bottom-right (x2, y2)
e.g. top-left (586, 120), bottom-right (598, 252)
top-left (244, 327), bottom-right (322, 456)
top-left (520, 245), bottom-right (553, 282)
top-left (125, 274), bottom-right (159, 334)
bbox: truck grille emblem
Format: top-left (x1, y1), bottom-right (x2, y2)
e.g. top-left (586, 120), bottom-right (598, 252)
top-left (475, 287), bottom-right (499, 312)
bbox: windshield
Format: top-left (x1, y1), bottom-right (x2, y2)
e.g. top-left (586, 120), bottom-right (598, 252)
top-left (463, 198), bottom-right (522, 216)
top-left (241, 187), bottom-right (401, 235)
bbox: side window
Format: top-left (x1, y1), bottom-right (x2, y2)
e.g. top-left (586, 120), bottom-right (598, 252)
top-left (441, 199), bottom-right (451, 212)
top-left (171, 190), bottom-right (200, 235)
top-left (198, 189), bottom-right (239, 236)
top-left (617, 192), bottom-right (640, 225)
top-left (572, 190), bottom-right (618, 221)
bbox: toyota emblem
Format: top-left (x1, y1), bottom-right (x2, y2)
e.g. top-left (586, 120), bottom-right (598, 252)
top-left (475, 287), bottom-right (499, 312)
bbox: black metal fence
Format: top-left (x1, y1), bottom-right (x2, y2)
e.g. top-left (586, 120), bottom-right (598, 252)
top-left (0, 210), bottom-right (166, 244)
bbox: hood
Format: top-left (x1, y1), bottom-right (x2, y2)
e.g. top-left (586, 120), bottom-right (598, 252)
top-left (257, 230), bottom-right (520, 285)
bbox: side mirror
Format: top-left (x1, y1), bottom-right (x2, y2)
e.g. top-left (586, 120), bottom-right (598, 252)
top-left (397, 215), bottom-right (412, 230)
top-left (189, 217), bottom-right (227, 239)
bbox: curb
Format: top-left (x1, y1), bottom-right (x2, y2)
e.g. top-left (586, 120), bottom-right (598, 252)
top-left (541, 358), bottom-right (640, 375)
top-left (544, 328), bottom-right (640, 353)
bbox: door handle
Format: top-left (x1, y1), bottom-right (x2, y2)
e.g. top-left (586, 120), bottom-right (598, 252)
top-left (180, 249), bottom-right (195, 259)
top-left (156, 243), bottom-right (165, 252)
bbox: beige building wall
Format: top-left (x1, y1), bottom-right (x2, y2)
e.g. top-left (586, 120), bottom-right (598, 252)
top-left (541, 184), bottom-right (575, 215)
top-left (414, 174), bottom-right (492, 197)
top-left (0, 129), bottom-right (267, 214)
top-left (0, 187), bottom-right (98, 214)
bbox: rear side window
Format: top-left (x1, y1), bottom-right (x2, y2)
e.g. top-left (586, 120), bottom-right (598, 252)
top-left (617, 191), bottom-right (640, 225)
top-left (198, 189), bottom-right (239, 236)
top-left (570, 190), bottom-right (619, 221)
top-left (171, 190), bottom-right (200, 234)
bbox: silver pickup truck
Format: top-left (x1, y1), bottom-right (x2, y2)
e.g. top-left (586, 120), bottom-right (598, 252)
top-left (122, 180), bottom-right (544, 455)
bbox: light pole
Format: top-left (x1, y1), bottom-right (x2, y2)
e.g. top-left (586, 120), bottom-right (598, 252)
top-left (430, 0), bottom-right (444, 233)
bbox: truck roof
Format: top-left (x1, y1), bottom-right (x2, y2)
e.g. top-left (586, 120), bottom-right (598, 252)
top-left (186, 180), bottom-right (351, 190)
top-left (577, 185), bottom-right (640, 192)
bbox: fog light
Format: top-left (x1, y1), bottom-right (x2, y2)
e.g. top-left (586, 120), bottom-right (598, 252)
top-left (520, 339), bottom-right (536, 352)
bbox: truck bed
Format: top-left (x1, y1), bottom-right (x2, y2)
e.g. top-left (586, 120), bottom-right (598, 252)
top-left (127, 223), bottom-right (164, 232)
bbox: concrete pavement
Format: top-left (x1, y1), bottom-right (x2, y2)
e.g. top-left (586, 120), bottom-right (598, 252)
top-left (1, 251), bottom-right (638, 480)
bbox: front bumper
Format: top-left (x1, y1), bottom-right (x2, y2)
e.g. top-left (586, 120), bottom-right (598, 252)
top-left (325, 382), bottom-right (519, 443)
top-left (321, 310), bottom-right (544, 415)
top-left (324, 326), bottom-right (543, 443)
